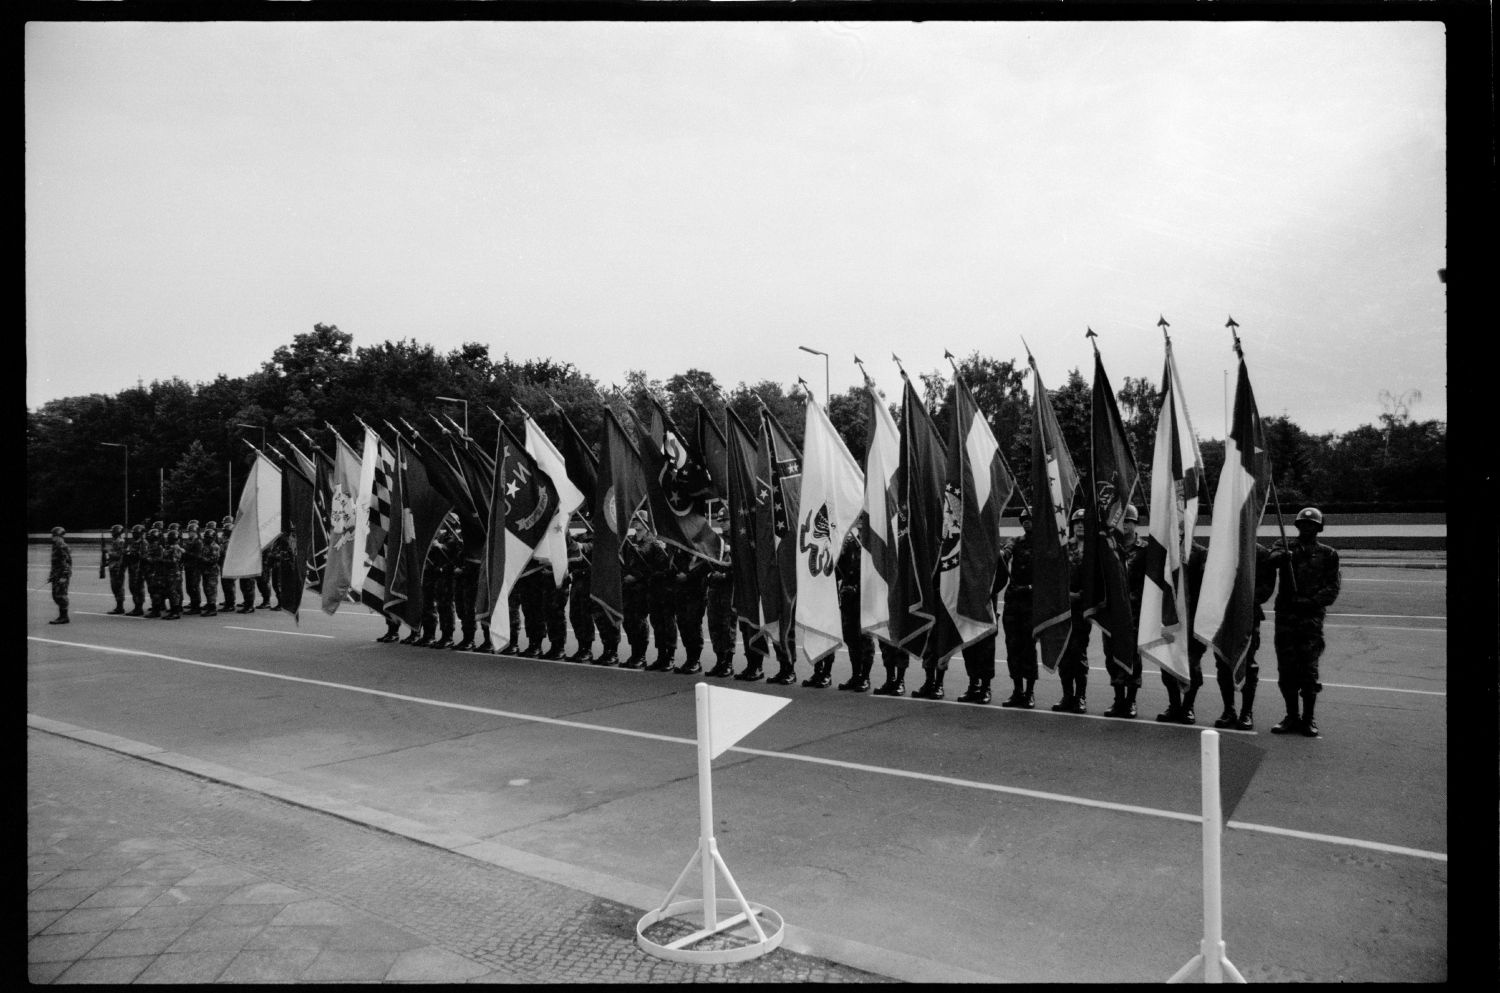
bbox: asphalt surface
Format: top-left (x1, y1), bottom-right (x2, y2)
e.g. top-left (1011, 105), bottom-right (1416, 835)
top-left (28, 547), bottom-right (1450, 982)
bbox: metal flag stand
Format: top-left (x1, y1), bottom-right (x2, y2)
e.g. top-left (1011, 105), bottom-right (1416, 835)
top-left (1168, 729), bottom-right (1247, 983)
top-left (636, 683), bottom-right (786, 963)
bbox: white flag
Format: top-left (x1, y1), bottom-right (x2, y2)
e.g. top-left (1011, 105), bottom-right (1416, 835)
top-left (703, 684), bottom-right (791, 759)
top-left (794, 394), bottom-right (866, 664)
top-left (524, 415), bottom-right (586, 588)
top-left (222, 453), bottom-right (282, 578)
top-left (859, 379), bottom-right (901, 642)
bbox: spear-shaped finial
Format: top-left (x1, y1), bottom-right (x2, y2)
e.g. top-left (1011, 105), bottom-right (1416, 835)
top-left (1158, 315), bottom-right (1171, 344)
top-left (796, 376), bottom-right (812, 400)
top-left (892, 352), bottom-right (908, 380)
top-left (513, 399), bottom-right (532, 420)
top-left (547, 393), bottom-right (564, 413)
top-left (486, 405), bottom-right (503, 423)
top-left (1085, 327), bottom-right (1099, 353)
top-left (1226, 315), bottom-right (1242, 358)
top-left (944, 349), bottom-right (961, 378)
top-left (239, 437), bottom-right (259, 454)
top-left (427, 413), bottom-right (452, 436)
top-left (399, 416), bottom-right (420, 439)
top-left (440, 412), bottom-right (467, 437)
top-left (1019, 335), bottom-right (1037, 366)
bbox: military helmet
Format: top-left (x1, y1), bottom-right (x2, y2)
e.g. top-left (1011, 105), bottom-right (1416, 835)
top-left (222, 516), bottom-right (234, 526)
top-left (50, 526), bottom-right (65, 536)
top-left (186, 520), bottom-right (200, 530)
top-left (1295, 506), bottom-right (1324, 531)
top-left (147, 528), bottom-right (161, 540)
top-left (131, 524), bottom-right (145, 534)
top-left (111, 524), bottom-right (124, 534)
top-left (153, 521), bottom-right (164, 530)
top-left (166, 528), bottom-right (180, 541)
top-left (169, 522), bottom-right (181, 531)
top-left (1070, 508), bottom-right (1087, 523)
top-left (1122, 505), bottom-right (1139, 523)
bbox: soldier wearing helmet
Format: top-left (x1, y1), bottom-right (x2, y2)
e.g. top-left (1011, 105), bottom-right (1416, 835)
top-left (1052, 507), bottom-right (1093, 714)
top-left (216, 520), bottom-right (239, 613)
top-left (47, 527), bottom-right (72, 624)
top-left (102, 524), bottom-right (128, 615)
top-left (997, 506), bottom-right (1039, 709)
top-left (124, 524), bottom-right (147, 615)
top-left (1267, 506), bottom-right (1341, 737)
top-left (198, 525), bottom-right (221, 617)
top-left (181, 521), bottom-right (204, 614)
top-left (161, 528), bottom-right (184, 619)
top-left (143, 528), bottom-right (166, 617)
top-left (1096, 504), bottom-right (1150, 719)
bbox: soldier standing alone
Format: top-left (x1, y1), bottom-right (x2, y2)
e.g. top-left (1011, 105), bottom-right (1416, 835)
top-left (48, 527), bottom-right (72, 624)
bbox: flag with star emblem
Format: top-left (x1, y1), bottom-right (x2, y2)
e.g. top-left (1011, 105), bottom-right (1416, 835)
top-left (1029, 357), bottom-right (1081, 672)
top-left (888, 375), bottom-right (946, 655)
top-left (385, 435), bottom-right (454, 630)
top-left (933, 373), bottom-right (1013, 658)
top-left (724, 404), bottom-right (767, 656)
top-left (588, 407), bottom-right (649, 627)
top-left (758, 406), bottom-right (802, 655)
top-left (1193, 352), bottom-right (1270, 684)
top-left (483, 424), bottom-right (561, 644)
top-left (1081, 346), bottom-right (1138, 673)
top-left (1138, 336), bottom-right (1204, 685)
top-left (794, 392), bottom-right (865, 664)
top-left (524, 413), bottom-right (586, 587)
top-left (858, 373), bottom-right (901, 644)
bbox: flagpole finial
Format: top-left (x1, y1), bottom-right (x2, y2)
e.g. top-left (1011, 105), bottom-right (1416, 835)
top-left (513, 399), bottom-right (531, 420)
top-left (1157, 314), bottom-right (1170, 329)
top-left (548, 393), bottom-right (564, 412)
top-left (1226, 316), bottom-right (1243, 357)
top-left (1019, 335), bottom-right (1036, 365)
top-left (1085, 327), bottom-right (1099, 353)
top-left (892, 353), bottom-right (908, 379)
top-left (486, 405), bottom-right (502, 423)
top-left (1158, 315), bottom-right (1171, 344)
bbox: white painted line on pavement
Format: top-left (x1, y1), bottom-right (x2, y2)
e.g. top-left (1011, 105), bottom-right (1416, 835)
top-left (222, 626), bottom-right (335, 639)
top-left (28, 637), bottom-right (1447, 863)
top-left (1321, 681), bottom-right (1444, 696)
top-left (1324, 624), bottom-right (1445, 633)
top-left (1344, 577), bottom-right (1445, 585)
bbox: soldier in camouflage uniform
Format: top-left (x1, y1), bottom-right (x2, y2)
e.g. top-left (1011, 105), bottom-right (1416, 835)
top-left (217, 517), bottom-right (238, 612)
top-left (619, 526), bottom-right (653, 669)
top-left (704, 544), bottom-right (738, 679)
top-left (642, 536), bottom-right (679, 672)
top-left (998, 508), bottom-right (1037, 708)
top-left (180, 521), bottom-right (204, 613)
top-left (161, 528), bottom-right (185, 619)
top-left (143, 528), bottom-right (168, 617)
top-left (198, 525), bottom-right (221, 617)
top-left (1052, 509), bottom-right (1091, 714)
top-left (835, 529), bottom-right (874, 692)
top-left (671, 550), bottom-right (710, 675)
top-left (264, 532), bottom-right (289, 611)
top-left (425, 531), bottom-right (458, 649)
top-left (1268, 507), bottom-right (1341, 738)
top-left (1103, 505), bottom-right (1149, 719)
top-left (124, 524), bottom-right (147, 615)
top-left (47, 527), bottom-right (72, 624)
top-left (102, 524), bottom-right (128, 614)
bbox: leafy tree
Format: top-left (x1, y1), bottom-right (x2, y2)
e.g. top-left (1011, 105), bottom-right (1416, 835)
top-left (162, 440), bottom-right (225, 525)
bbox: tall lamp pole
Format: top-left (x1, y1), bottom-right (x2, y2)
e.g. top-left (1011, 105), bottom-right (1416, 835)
top-left (100, 442), bottom-right (128, 525)
top-left (235, 421), bottom-right (267, 450)
top-left (798, 345), bottom-right (830, 405)
top-left (435, 396), bottom-right (469, 437)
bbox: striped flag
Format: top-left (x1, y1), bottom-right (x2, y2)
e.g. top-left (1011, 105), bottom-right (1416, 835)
top-left (355, 431), bottom-right (395, 615)
top-left (794, 392), bottom-right (865, 664)
top-left (1138, 338), bottom-right (1204, 684)
top-left (1193, 351), bottom-right (1270, 684)
top-left (859, 373), bottom-right (901, 644)
top-left (485, 425), bottom-right (561, 646)
top-left (1028, 357), bottom-right (1080, 673)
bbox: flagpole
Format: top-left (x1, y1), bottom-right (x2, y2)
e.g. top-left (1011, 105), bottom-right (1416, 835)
top-left (695, 683), bottom-right (719, 932)
top-left (1168, 730), bottom-right (1246, 984)
top-left (1268, 475), bottom-right (1297, 594)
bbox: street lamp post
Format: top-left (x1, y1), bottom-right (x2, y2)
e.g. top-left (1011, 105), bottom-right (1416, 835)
top-left (798, 346), bottom-right (830, 405)
top-left (235, 421), bottom-right (267, 450)
top-left (435, 396), bottom-right (469, 437)
top-left (100, 442), bottom-right (128, 525)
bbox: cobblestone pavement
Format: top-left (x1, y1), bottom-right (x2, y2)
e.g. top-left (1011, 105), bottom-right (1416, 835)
top-left (28, 729), bottom-right (890, 983)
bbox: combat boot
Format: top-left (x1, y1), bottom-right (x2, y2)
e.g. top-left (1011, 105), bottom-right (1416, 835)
top-left (1176, 684), bottom-right (1199, 725)
top-left (183, 604), bottom-right (200, 615)
top-left (201, 605), bottom-right (217, 617)
top-left (766, 660), bottom-right (797, 685)
top-left (452, 637), bottom-right (476, 652)
top-left (500, 640), bottom-right (519, 656)
top-left (645, 655), bottom-right (674, 672)
top-left (734, 659), bottom-right (765, 682)
top-left (400, 630), bottom-right (420, 645)
top-left (376, 632), bottom-right (399, 643)
top-left (128, 605), bottom-right (145, 616)
top-left (958, 679), bottom-right (991, 705)
top-left (1233, 686), bottom-right (1256, 731)
top-left (706, 655), bottom-right (735, 679)
top-left (520, 643), bottom-right (543, 658)
top-left (999, 679), bottom-right (1028, 707)
top-left (872, 665), bottom-right (907, 697)
top-left (801, 659), bottom-right (832, 689)
top-left (912, 669), bottom-right (946, 700)
top-left (108, 603), bottom-right (126, 615)
top-left (565, 646), bottom-right (594, 663)
top-left (49, 609), bottom-right (69, 625)
top-left (429, 635), bottom-right (453, 649)
top-left (1299, 691), bottom-right (1320, 737)
top-left (837, 659), bottom-right (871, 692)
top-left (1213, 707), bottom-right (1239, 729)
top-left (621, 653), bottom-right (646, 670)
top-left (593, 649), bottom-right (619, 667)
top-left (673, 653), bottom-right (703, 675)
top-left (1104, 685), bottom-right (1132, 718)
top-left (1051, 676), bottom-right (1076, 712)
top-left (542, 643), bottom-right (566, 660)
top-left (1156, 678), bottom-right (1184, 722)
top-left (1069, 675), bottom-right (1087, 713)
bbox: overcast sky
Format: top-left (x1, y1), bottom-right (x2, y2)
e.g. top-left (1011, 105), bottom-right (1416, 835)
top-left (26, 19), bottom-right (1445, 437)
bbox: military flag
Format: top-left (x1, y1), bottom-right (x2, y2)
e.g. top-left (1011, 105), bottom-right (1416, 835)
top-left (384, 436), bottom-right (454, 630)
top-left (1028, 356), bottom-right (1081, 672)
top-left (887, 375), bottom-right (946, 655)
top-left (933, 372), bottom-right (1014, 656)
top-left (222, 452), bottom-right (282, 579)
top-left (588, 407), bottom-right (649, 626)
top-left (352, 428), bottom-right (394, 611)
top-left (1081, 344), bottom-right (1139, 673)
top-left (723, 404), bottom-right (767, 657)
top-left (483, 424), bottom-right (561, 646)
top-left (442, 431), bottom-right (493, 581)
top-left (859, 371), bottom-right (901, 645)
top-left (320, 434), bottom-right (362, 615)
top-left (554, 403), bottom-right (599, 512)
top-left (759, 405), bottom-right (803, 655)
top-left (637, 397), bottom-right (724, 563)
top-left (308, 445), bottom-right (333, 593)
top-left (695, 401), bottom-right (730, 503)
top-left (794, 392), bottom-right (865, 664)
top-left (523, 412), bottom-right (586, 586)
top-left (1138, 334), bottom-right (1204, 684)
top-left (276, 453), bottom-right (318, 622)
top-left (1194, 336), bottom-right (1270, 685)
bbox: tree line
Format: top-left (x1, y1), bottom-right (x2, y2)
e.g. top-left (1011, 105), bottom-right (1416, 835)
top-left (27, 324), bottom-right (1445, 531)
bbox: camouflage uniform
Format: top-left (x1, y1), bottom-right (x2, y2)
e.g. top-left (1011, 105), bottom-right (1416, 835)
top-left (999, 525), bottom-right (1038, 705)
top-left (181, 524), bottom-right (204, 612)
top-left (264, 534), bottom-right (289, 610)
top-left (421, 537), bottom-right (456, 647)
top-left (1052, 521), bottom-right (1091, 713)
top-left (452, 529), bottom-right (481, 650)
top-left (956, 548), bottom-right (1008, 703)
top-left (144, 532), bottom-right (168, 617)
top-left (198, 529), bottom-right (222, 617)
top-left (124, 526), bottom-right (146, 614)
top-left (539, 562), bottom-right (571, 659)
top-left (102, 527), bottom-right (128, 613)
top-left (566, 533), bottom-right (615, 662)
top-left (161, 532), bottom-right (185, 619)
top-left (1270, 524), bottom-right (1341, 735)
top-left (48, 530), bottom-right (72, 623)
top-left (619, 536), bottom-right (652, 667)
top-left (671, 551), bottom-right (710, 674)
top-left (642, 539), bottom-right (679, 671)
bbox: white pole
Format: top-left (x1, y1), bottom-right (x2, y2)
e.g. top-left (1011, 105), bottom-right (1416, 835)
top-left (1201, 730), bottom-right (1224, 983)
top-left (695, 683), bottom-right (718, 931)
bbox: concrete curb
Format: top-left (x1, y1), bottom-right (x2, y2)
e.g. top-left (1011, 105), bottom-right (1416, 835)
top-left (28, 713), bottom-right (1001, 985)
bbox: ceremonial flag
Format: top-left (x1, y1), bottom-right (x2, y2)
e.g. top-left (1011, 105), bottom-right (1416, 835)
top-left (485, 424), bottom-right (561, 645)
top-left (1028, 358), bottom-right (1081, 672)
top-left (794, 393), bottom-right (865, 664)
top-left (888, 376), bottom-right (946, 654)
top-left (589, 407), bottom-right (649, 626)
top-left (443, 432), bottom-right (492, 572)
top-left (1138, 338), bottom-right (1204, 684)
top-left (696, 402), bottom-right (730, 502)
top-left (1081, 346), bottom-right (1139, 672)
top-left (724, 404), bottom-right (768, 657)
top-left (222, 453), bottom-right (282, 578)
top-left (320, 434), bottom-right (362, 615)
top-left (1194, 350), bottom-right (1270, 684)
top-left (276, 455), bottom-right (317, 622)
top-left (637, 397), bottom-right (724, 563)
top-left (760, 406), bottom-right (803, 655)
top-left (385, 436), bottom-right (454, 630)
top-left (934, 374), bottom-right (1014, 656)
top-left (477, 424), bottom-right (506, 625)
top-left (308, 446), bottom-right (333, 593)
top-left (555, 405), bottom-right (599, 511)
top-left (859, 374), bottom-right (901, 644)
top-left (524, 413), bottom-right (586, 586)
top-left (352, 429), bottom-right (393, 610)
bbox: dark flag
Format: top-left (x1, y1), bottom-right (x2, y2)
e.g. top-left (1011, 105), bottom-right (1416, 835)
top-left (308, 446), bottom-right (333, 594)
top-left (275, 454), bottom-right (318, 622)
top-left (696, 402), bottom-right (729, 502)
top-left (1029, 357), bottom-right (1081, 673)
top-left (932, 374), bottom-right (1014, 659)
top-left (385, 436), bottom-right (454, 631)
top-left (859, 373), bottom-right (901, 644)
top-left (588, 407), bottom-right (649, 626)
top-left (760, 406), bottom-right (802, 655)
top-left (637, 396), bottom-right (724, 562)
top-left (555, 405), bottom-right (599, 512)
top-left (483, 424), bottom-right (560, 645)
top-left (888, 375), bottom-right (946, 655)
top-left (1082, 346), bottom-right (1140, 677)
top-left (445, 433), bottom-right (493, 573)
top-left (724, 404), bottom-right (767, 657)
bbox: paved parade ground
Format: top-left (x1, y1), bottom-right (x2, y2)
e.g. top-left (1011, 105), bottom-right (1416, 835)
top-left (28, 546), bottom-right (1451, 983)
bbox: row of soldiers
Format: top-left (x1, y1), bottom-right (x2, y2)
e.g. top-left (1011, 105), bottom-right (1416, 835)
top-left (372, 501), bottom-right (1338, 736)
top-left (96, 518), bottom-right (296, 619)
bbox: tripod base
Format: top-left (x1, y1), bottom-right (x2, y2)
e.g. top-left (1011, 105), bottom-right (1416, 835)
top-left (636, 897), bottom-right (785, 963)
top-left (1168, 940), bottom-right (1246, 983)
